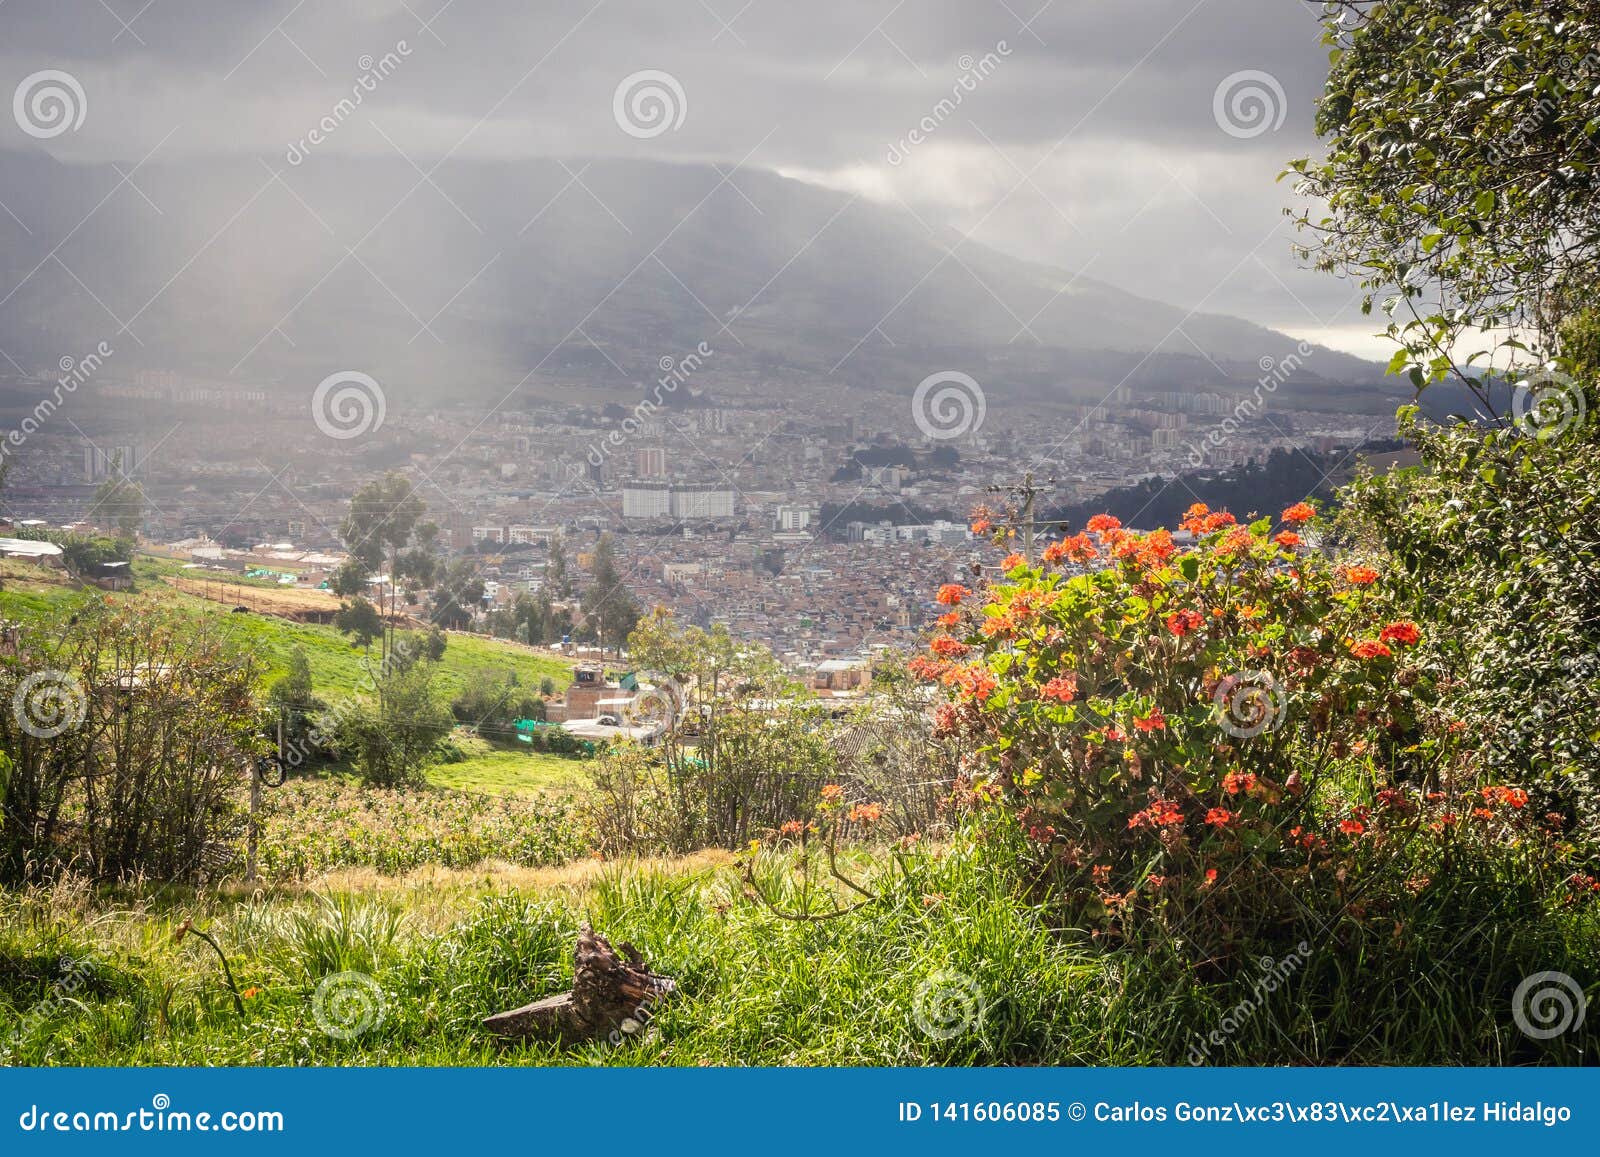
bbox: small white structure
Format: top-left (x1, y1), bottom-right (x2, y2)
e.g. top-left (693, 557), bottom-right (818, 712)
top-left (0, 538), bottom-right (64, 562)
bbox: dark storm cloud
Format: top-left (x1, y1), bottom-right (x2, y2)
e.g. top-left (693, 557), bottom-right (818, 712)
top-left (0, 0), bottom-right (1378, 352)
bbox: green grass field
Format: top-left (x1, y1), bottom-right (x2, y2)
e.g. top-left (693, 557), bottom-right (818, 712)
top-left (0, 557), bottom-right (572, 702)
top-left (429, 737), bottom-right (590, 796)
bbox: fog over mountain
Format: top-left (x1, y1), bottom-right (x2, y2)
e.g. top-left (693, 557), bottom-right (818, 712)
top-left (0, 152), bottom-right (1380, 403)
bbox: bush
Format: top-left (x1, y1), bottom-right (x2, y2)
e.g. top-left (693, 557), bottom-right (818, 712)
top-left (450, 669), bottom-right (544, 734)
top-left (1340, 361), bottom-right (1600, 820)
top-left (914, 504), bottom-right (1556, 962)
top-left (330, 662), bottom-right (454, 789)
top-left (0, 602), bottom-right (262, 882)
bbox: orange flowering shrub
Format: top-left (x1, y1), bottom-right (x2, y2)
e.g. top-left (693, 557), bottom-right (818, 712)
top-left (914, 502), bottom-right (1546, 948)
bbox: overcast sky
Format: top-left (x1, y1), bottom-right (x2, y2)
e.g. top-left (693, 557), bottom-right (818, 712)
top-left (0, 0), bottom-right (1386, 357)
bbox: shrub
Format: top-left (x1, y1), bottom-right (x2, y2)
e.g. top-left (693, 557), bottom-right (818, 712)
top-left (1341, 376), bottom-right (1600, 821)
top-left (0, 601), bottom-right (262, 883)
top-left (450, 669), bottom-right (543, 734)
top-left (916, 504), bottom-right (1509, 960)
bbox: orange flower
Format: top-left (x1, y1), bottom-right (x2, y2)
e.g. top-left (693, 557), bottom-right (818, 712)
top-left (241, 986), bottom-right (262, 999)
top-left (1139, 529), bottom-right (1177, 565)
top-left (848, 802), bottom-right (883, 824)
top-left (1216, 526), bottom-right (1256, 556)
top-left (1001, 552), bottom-right (1026, 570)
top-left (952, 665), bottom-right (997, 703)
top-left (935, 583), bottom-right (970, 606)
top-left (779, 820), bottom-right (804, 836)
top-left (1341, 565), bottom-right (1379, 586)
top-left (1378, 621), bottom-right (1420, 646)
top-left (1339, 818), bottom-right (1365, 835)
top-left (1204, 807), bottom-right (1235, 827)
top-left (970, 518), bottom-right (992, 535)
top-left (1273, 531), bottom-right (1301, 548)
top-left (1180, 502), bottom-right (1240, 535)
top-left (929, 635), bottom-right (970, 658)
top-left (935, 611), bottom-right (959, 629)
top-left (820, 783), bottom-right (845, 802)
top-left (1133, 707), bottom-right (1166, 732)
top-left (1203, 868), bottom-right (1219, 886)
top-left (1128, 798), bottom-right (1183, 829)
top-left (1086, 513), bottom-right (1122, 533)
top-left (1166, 609), bottom-right (1204, 636)
top-left (1350, 639), bottom-right (1392, 660)
top-left (1040, 674), bottom-right (1079, 703)
top-left (978, 615), bottom-right (1013, 638)
top-left (1281, 502), bottom-right (1316, 523)
top-left (1482, 785), bottom-right (1530, 809)
top-left (1061, 533), bottom-right (1098, 563)
top-left (1222, 770), bottom-right (1258, 796)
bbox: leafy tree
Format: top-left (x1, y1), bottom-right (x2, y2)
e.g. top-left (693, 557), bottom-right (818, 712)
top-left (1289, 0), bottom-right (1600, 399)
top-left (450, 670), bottom-right (544, 733)
top-left (91, 456), bottom-right (145, 540)
top-left (592, 610), bottom-right (825, 852)
top-left (544, 533), bottom-right (573, 598)
top-left (268, 646), bottom-right (325, 761)
top-left (339, 659), bottom-right (454, 788)
top-left (581, 534), bottom-right (640, 655)
top-left (0, 603), bottom-right (262, 882)
top-left (430, 559), bottom-right (485, 630)
top-left (339, 473), bottom-right (425, 654)
top-left (329, 558), bottom-right (371, 599)
top-left (334, 596), bottom-right (383, 656)
top-left (57, 534), bottom-right (132, 578)
top-left (1295, 2), bottom-right (1600, 820)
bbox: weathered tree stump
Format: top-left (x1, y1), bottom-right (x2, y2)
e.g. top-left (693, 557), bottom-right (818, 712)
top-left (483, 924), bottom-right (676, 1045)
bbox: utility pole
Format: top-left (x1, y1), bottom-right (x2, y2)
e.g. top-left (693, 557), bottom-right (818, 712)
top-left (986, 472), bottom-right (1055, 565)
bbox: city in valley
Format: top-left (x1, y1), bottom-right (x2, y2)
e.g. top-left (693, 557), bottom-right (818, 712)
top-left (0, 354), bottom-right (1396, 671)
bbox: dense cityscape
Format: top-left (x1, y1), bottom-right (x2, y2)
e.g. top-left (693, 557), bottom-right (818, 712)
top-left (0, 353), bottom-right (1394, 666)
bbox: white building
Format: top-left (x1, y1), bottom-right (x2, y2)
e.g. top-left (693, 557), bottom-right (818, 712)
top-left (622, 482), bottom-right (672, 519)
top-left (669, 484), bottom-right (735, 520)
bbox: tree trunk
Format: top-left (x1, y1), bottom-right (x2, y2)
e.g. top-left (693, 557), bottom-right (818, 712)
top-left (483, 925), bottom-right (675, 1045)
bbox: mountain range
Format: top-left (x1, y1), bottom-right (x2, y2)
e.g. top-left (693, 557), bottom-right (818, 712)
top-left (0, 153), bottom-right (1386, 405)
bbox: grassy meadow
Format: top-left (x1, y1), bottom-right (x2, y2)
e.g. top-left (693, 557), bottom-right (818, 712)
top-left (0, 557), bottom-right (572, 700)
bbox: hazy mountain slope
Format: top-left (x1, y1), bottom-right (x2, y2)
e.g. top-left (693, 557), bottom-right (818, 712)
top-left (0, 153), bottom-right (1380, 395)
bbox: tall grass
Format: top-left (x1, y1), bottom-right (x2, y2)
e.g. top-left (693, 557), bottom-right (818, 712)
top-left (2, 823), bottom-right (1592, 1066)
